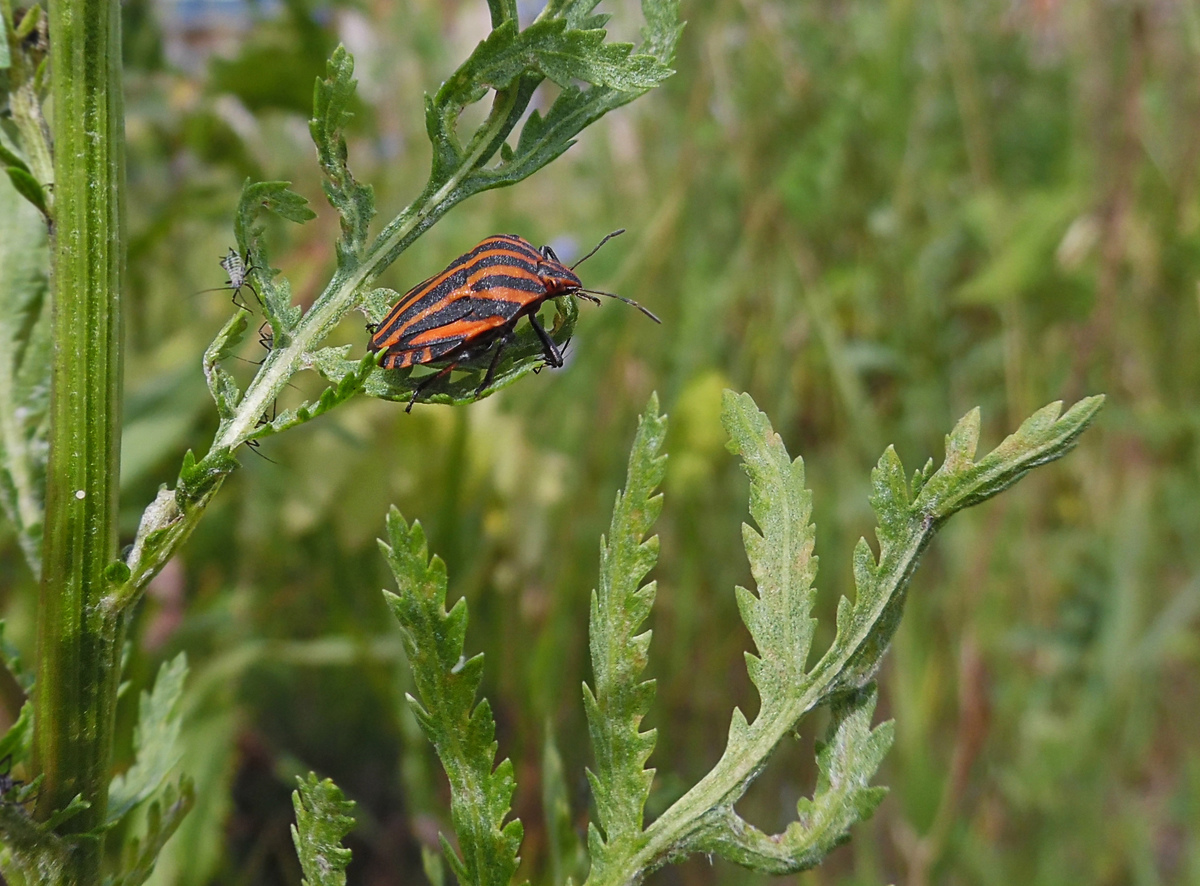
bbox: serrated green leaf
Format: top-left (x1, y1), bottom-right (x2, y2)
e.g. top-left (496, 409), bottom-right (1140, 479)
top-left (639, 0), bottom-right (684, 60)
top-left (290, 774), bottom-right (355, 886)
top-left (0, 699), bottom-right (33, 764)
top-left (584, 395), bottom-right (666, 863)
top-left (232, 179), bottom-right (314, 332)
top-left (379, 509), bottom-right (522, 886)
top-left (869, 446), bottom-right (911, 563)
top-left (583, 392), bottom-right (1100, 886)
top-left (721, 390), bottom-right (817, 702)
top-left (441, 18), bottom-right (670, 106)
top-left (692, 686), bottom-right (893, 874)
top-left (544, 725), bottom-right (587, 886)
top-left (310, 47), bottom-right (375, 269)
top-left (0, 166), bottom-right (50, 578)
top-left (234, 179), bottom-right (316, 236)
top-left (916, 397), bottom-right (1104, 518)
top-left (253, 351), bottom-right (378, 440)
top-left (108, 777), bottom-right (195, 886)
top-left (822, 396), bottom-right (1105, 695)
top-left (107, 654), bottom-right (189, 826)
top-left (201, 311), bottom-right (249, 420)
top-left (416, 0), bottom-right (680, 199)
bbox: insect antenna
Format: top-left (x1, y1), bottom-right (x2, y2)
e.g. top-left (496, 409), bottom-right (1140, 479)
top-left (191, 248), bottom-right (263, 310)
top-left (576, 288), bottom-right (661, 323)
top-left (570, 229), bottom-right (626, 270)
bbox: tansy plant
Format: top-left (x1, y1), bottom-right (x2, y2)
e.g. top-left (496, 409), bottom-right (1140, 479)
top-left (289, 391), bottom-right (1103, 886)
top-left (0, 0), bottom-right (679, 882)
top-left (0, 0), bottom-right (1104, 882)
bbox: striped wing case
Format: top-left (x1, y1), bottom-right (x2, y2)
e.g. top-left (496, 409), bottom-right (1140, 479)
top-left (369, 234), bottom-right (570, 370)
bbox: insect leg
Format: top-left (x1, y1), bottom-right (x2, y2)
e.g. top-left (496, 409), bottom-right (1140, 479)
top-left (406, 364), bottom-right (458, 413)
top-left (243, 279), bottom-right (264, 307)
top-left (527, 315), bottom-right (564, 368)
top-left (229, 286), bottom-right (251, 312)
top-left (475, 332), bottom-right (515, 396)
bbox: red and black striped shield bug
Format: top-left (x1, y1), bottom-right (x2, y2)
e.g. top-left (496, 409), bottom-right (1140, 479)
top-left (368, 230), bottom-right (659, 411)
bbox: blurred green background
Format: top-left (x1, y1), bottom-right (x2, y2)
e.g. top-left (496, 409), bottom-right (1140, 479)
top-left (4, 0), bottom-right (1199, 882)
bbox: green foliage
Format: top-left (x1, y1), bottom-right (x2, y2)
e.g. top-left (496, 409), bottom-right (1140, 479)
top-left (722, 390), bottom-right (818, 702)
top-left (577, 391), bottom-right (1100, 885)
top-left (379, 509), bottom-right (522, 886)
top-left (542, 728), bottom-right (587, 886)
top-left (331, 390), bottom-right (1097, 885)
top-left (201, 312), bottom-right (250, 421)
top-left (584, 396), bottom-right (666, 867)
top-left (0, 701), bottom-right (30, 758)
top-left (107, 780), bottom-right (195, 886)
top-left (233, 179), bottom-right (314, 337)
top-left (107, 654), bottom-right (189, 827)
top-left (417, 0), bottom-right (677, 209)
top-left (4, 0), bottom-right (1155, 881)
top-left (113, 0), bottom-right (681, 623)
top-left (310, 47), bottom-right (375, 271)
top-left (290, 774), bottom-right (355, 886)
top-left (827, 395), bottom-right (1106, 694)
top-left (696, 687), bottom-right (892, 874)
top-left (0, 170), bottom-right (49, 577)
top-left (0, 1), bottom-right (52, 220)
top-left (252, 350), bottom-right (379, 441)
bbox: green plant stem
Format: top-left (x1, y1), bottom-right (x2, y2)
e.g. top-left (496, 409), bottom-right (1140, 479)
top-left (33, 0), bottom-right (125, 876)
top-left (585, 589), bottom-right (896, 886)
top-left (213, 89), bottom-right (522, 450)
top-left (585, 396), bottom-right (1104, 886)
top-left (113, 87), bottom-right (527, 604)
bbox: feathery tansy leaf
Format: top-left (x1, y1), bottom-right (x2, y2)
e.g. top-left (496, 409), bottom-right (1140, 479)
top-left (290, 774), bottom-right (356, 886)
top-left (232, 179), bottom-right (313, 334)
top-left (0, 169), bottom-right (50, 577)
top-left (201, 311), bottom-right (249, 421)
top-left (107, 654), bottom-right (189, 826)
top-left (379, 509), bottom-right (522, 886)
top-left (310, 47), bottom-right (375, 270)
top-left (252, 351), bottom-right (379, 441)
top-left (691, 686), bottom-right (893, 874)
top-left (578, 393), bottom-right (1101, 886)
top-left (822, 395), bottom-right (1106, 694)
top-left (110, 778), bottom-right (196, 886)
top-left (544, 726), bottom-right (587, 886)
top-left (721, 390), bottom-right (818, 708)
top-left (584, 395), bottom-right (666, 869)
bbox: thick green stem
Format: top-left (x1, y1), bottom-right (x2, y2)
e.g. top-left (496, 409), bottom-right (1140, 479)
top-left (34, 0), bottom-right (125, 877)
